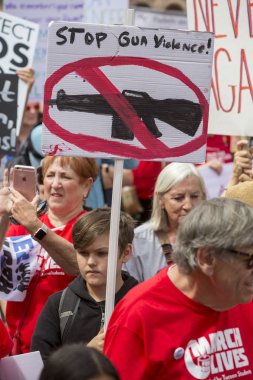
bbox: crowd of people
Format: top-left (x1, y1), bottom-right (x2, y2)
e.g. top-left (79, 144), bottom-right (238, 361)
top-left (0, 62), bottom-right (253, 380)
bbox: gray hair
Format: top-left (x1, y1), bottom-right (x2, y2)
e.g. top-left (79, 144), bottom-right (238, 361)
top-left (173, 197), bottom-right (253, 273)
top-left (150, 163), bottom-right (206, 232)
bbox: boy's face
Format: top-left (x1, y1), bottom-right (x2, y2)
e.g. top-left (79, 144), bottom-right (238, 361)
top-left (76, 233), bottom-right (128, 297)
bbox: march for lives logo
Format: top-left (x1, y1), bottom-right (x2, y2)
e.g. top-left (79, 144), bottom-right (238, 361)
top-left (183, 328), bottom-right (252, 379)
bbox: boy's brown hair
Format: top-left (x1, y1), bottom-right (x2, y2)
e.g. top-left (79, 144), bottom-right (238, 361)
top-left (73, 208), bottom-right (135, 255)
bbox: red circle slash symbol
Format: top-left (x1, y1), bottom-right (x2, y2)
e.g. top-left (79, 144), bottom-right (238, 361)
top-left (44, 56), bottom-right (209, 159)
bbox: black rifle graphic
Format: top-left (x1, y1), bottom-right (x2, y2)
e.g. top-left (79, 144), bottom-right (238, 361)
top-left (49, 89), bottom-right (203, 141)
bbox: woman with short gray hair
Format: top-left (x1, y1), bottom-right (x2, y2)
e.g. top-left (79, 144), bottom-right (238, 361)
top-left (124, 162), bottom-right (206, 281)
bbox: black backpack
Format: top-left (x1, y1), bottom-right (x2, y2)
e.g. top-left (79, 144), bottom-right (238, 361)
top-left (58, 287), bottom-right (81, 343)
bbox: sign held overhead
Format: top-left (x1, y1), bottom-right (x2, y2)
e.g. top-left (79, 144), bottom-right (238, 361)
top-left (43, 22), bottom-right (214, 163)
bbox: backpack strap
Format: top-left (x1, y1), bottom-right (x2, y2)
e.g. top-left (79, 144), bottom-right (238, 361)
top-left (58, 287), bottom-right (81, 343)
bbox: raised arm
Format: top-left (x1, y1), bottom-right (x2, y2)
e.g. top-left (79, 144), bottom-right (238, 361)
top-left (227, 139), bottom-right (253, 187)
top-left (8, 187), bottom-right (79, 275)
top-left (0, 168), bottom-right (78, 274)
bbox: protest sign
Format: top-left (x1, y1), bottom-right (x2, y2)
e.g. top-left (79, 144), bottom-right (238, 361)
top-left (0, 351), bottom-right (43, 380)
top-left (0, 224), bottom-right (66, 301)
top-left (42, 22), bottom-right (214, 163)
top-left (4, 0), bottom-right (84, 102)
top-left (0, 235), bottom-right (40, 301)
top-left (83, 0), bottom-right (129, 24)
top-left (0, 74), bottom-right (18, 154)
top-left (187, 1), bottom-right (253, 136)
top-left (0, 11), bottom-right (38, 135)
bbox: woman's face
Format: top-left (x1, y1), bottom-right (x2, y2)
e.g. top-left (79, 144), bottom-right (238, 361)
top-left (159, 175), bottom-right (204, 228)
top-left (23, 101), bottom-right (40, 127)
top-left (43, 159), bottom-right (92, 216)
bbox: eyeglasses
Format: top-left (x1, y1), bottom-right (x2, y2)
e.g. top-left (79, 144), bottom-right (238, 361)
top-left (227, 249), bottom-right (253, 269)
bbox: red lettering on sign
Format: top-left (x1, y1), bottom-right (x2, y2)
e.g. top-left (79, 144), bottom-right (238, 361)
top-left (238, 48), bottom-right (253, 113)
top-left (211, 48), bottom-right (253, 114)
top-left (227, 0), bottom-right (241, 38)
top-left (213, 48), bottom-right (236, 112)
top-left (193, 0), bottom-right (211, 31)
top-left (248, 0), bottom-right (253, 37)
top-left (192, 0), bottom-right (227, 37)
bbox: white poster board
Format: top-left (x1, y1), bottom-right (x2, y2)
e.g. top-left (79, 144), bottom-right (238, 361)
top-left (42, 22), bottom-right (214, 163)
top-left (187, 1), bottom-right (253, 136)
top-left (83, 0), bottom-right (129, 24)
top-left (3, 0), bottom-right (84, 102)
top-left (0, 351), bottom-right (43, 380)
top-left (0, 11), bottom-right (39, 135)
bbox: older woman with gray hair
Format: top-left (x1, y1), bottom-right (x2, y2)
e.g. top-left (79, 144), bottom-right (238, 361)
top-left (124, 162), bottom-right (206, 282)
top-left (105, 198), bottom-right (253, 379)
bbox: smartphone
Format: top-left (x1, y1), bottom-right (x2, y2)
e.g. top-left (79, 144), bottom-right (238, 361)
top-left (12, 165), bottom-right (37, 202)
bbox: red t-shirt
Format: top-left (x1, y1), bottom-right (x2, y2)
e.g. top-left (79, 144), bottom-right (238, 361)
top-left (0, 319), bottom-right (13, 358)
top-left (6, 212), bottom-right (84, 353)
top-left (105, 267), bottom-right (253, 380)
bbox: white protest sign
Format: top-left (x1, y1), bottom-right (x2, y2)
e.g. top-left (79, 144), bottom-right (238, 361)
top-left (83, 0), bottom-right (129, 24)
top-left (3, 1), bottom-right (84, 102)
top-left (0, 11), bottom-right (38, 135)
top-left (0, 235), bottom-right (40, 301)
top-left (42, 22), bottom-right (214, 163)
top-left (0, 351), bottom-right (43, 380)
top-left (187, 1), bottom-right (253, 136)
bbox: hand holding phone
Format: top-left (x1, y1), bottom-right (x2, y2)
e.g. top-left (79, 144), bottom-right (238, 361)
top-left (12, 165), bottom-right (37, 202)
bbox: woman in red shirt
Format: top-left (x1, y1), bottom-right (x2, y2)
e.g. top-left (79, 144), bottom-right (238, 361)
top-left (0, 156), bottom-right (98, 354)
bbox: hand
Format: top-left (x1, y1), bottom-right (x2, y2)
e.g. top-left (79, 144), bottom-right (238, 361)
top-left (0, 169), bottom-right (13, 215)
top-left (206, 159), bottom-right (223, 175)
top-left (233, 140), bottom-right (253, 179)
top-left (86, 328), bottom-right (105, 352)
top-left (8, 188), bottom-right (39, 228)
top-left (238, 169), bottom-right (253, 182)
top-left (16, 67), bottom-right (35, 94)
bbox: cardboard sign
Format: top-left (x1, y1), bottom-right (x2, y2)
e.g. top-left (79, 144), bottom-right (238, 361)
top-left (0, 74), bottom-right (18, 154)
top-left (0, 11), bottom-right (38, 135)
top-left (187, 1), bottom-right (253, 136)
top-left (0, 351), bottom-right (43, 380)
top-left (4, 0), bottom-right (84, 102)
top-left (42, 22), bottom-right (214, 162)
